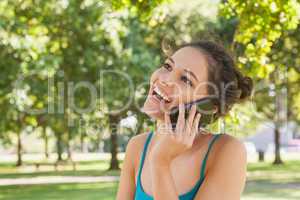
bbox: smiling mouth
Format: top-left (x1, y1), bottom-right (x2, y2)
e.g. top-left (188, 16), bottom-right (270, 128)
top-left (152, 86), bottom-right (171, 103)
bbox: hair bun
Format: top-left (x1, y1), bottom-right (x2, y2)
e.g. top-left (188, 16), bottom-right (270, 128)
top-left (238, 75), bottom-right (253, 101)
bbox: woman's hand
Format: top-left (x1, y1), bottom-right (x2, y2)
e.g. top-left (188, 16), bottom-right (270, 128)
top-left (149, 102), bottom-right (201, 166)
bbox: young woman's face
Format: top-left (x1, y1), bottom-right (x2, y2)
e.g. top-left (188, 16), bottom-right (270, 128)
top-left (142, 47), bottom-right (211, 120)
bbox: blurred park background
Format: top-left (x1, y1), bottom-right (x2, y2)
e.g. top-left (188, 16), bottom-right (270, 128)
top-left (0, 0), bottom-right (300, 199)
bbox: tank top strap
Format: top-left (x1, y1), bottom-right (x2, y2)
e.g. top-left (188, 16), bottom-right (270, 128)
top-left (199, 134), bottom-right (222, 180)
top-left (137, 131), bottom-right (154, 181)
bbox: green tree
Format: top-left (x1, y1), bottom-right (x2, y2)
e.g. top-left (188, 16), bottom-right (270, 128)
top-left (220, 0), bottom-right (300, 164)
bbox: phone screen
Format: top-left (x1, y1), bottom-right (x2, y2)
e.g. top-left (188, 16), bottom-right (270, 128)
top-left (169, 97), bottom-right (217, 130)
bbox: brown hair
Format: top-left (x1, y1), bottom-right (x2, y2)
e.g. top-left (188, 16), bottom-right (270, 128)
top-left (171, 40), bottom-right (253, 120)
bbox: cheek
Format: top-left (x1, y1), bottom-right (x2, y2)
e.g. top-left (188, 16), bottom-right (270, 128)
top-left (185, 89), bottom-right (195, 101)
top-left (173, 85), bottom-right (194, 102)
top-left (193, 82), bottom-right (209, 99)
top-left (150, 69), bottom-right (162, 85)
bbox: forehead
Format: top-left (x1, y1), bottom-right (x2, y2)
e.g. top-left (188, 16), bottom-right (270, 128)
top-left (170, 47), bottom-right (209, 81)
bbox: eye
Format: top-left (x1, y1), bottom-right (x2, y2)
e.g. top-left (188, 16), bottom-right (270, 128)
top-left (181, 75), bottom-right (193, 86)
top-left (161, 63), bottom-right (172, 71)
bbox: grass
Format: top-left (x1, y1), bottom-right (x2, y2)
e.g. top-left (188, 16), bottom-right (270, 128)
top-left (243, 180), bottom-right (300, 200)
top-left (0, 169), bottom-right (120, 179)
top-left (0, 160), bottom-right (121, 178)
top-left (242, 160), bottom-right (300, 200)
top-left (247, 160), bottom-right (300, 182)
top-left (0, 157), bottom-right (299, 200)
top-left (0, 182), bottom-right (118, 200)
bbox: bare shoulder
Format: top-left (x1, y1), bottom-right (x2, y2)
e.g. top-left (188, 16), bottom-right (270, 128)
top-left (126, 132), bottom-right (152, 152)
top-left (125, 132), bottom-right (153, 170)
top-left (216, 133), bottom-right (246, 149)
top-left (211, 133), bottom-right (247, 164)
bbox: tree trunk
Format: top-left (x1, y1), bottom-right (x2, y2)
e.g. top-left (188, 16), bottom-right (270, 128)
top-left (273, 125), bottom-right (283, 165)
top-left (109, 132), bottom-right (119, 170)
top-left (273, 68), bottom-right (284, 165)
top-left (66, 133), bottom-right (72, 160)
top-left (16, 131), bottom-right (22, 166)
top-left (43, 127), bottom-right (49, 159)
top-left (109, 115), bottom-right (120, 170)
top-left (62, 64), bottom-right (72, 160)
top-left (96, 131), bottom-right (101, 152)
top-left (80, 132), bottom-right (85, 152)
top-left (56, 133), bottom-right (63, 161)
top-left (37, 116), bottom-right (49, 159)
top-left (258, 151), bottom-right (265, 162)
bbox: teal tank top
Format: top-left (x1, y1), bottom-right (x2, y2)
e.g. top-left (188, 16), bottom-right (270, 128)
top-left (134, 131), bottom-right (222, 200)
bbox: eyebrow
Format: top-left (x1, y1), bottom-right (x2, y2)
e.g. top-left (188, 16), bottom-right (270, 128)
top-left (167, 57), bottom-right (199, 81)
top-left (183, 69), bottom-right (199, 81)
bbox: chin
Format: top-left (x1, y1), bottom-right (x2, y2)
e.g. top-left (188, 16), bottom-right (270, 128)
top-left (143, 111), bottom-right (164, 121)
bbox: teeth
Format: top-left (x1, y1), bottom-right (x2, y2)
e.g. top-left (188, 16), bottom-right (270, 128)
top-left (153, 86), bottom-right (170, 102)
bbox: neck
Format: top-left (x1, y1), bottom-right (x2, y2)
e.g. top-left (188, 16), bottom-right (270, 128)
top-left (155, 119), bottom-right (164, 128)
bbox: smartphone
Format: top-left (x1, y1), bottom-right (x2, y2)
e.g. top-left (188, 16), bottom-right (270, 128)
top-left (169, 97), bottom-right (217, 130)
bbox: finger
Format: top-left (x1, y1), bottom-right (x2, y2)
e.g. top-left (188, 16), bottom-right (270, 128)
top-left (164, 111), bottom-right (173, 133)
top-left (192, 113), bottom-right (201, 138)
top-left (175, 102), bottom-right (185, 135)
top-left (186, 104), bottom-right (197, 135)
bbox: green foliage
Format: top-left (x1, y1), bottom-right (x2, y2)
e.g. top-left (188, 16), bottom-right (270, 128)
top-left (217, 0), bottom-right (300, 135)
top-left (111, 0), bottom-right (173, 20)
top-left (0, 0), bottom-right (172, 161)
top-left (220, 0), bottom-right (300, 78)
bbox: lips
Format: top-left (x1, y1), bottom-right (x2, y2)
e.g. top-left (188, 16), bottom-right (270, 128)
top-left (151, 85), bottom-right (171, 104)
top-left (141, 83), bottom-right (174, 117)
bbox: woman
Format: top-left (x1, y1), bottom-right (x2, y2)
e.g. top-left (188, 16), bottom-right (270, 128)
top-left (117, 40), bottom-right (253, 200)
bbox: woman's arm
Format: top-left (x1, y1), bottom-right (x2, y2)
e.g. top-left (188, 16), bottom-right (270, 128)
top-left (194, 137), bottom-right (247, 200)
top-left (116, 138), bottom-right (137, 200)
